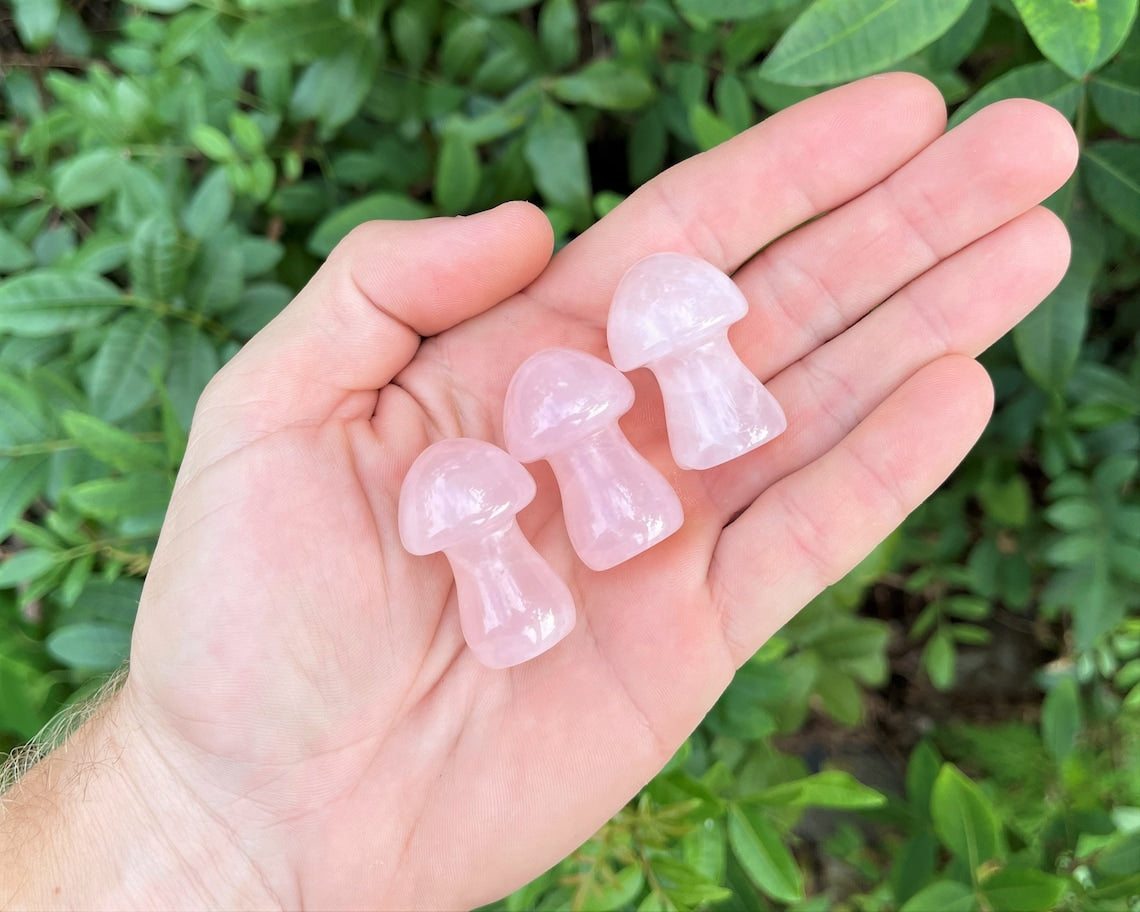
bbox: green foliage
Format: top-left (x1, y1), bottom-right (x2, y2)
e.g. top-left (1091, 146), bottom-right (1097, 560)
top-left (2, 0), bottom-right (1139, 908)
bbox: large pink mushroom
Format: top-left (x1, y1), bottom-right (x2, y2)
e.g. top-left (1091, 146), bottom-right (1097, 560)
top-left (398, 438), bottom-right (575, 668)
top-left (503, 348), bottom-right (683, 571)
top-left (607, 252), bottom-right (787, 470)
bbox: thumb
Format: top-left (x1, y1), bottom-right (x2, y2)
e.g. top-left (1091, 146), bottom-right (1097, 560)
top-left (199, 201), bottom-right (554, 431)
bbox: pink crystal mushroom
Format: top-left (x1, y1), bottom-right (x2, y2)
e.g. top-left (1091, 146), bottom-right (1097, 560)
top-left (503, 348), bottom-right (684, 571)
top-left (608, 252), bottom-right (787, 470)
top-left (398, 438), bottom-right (575, 669)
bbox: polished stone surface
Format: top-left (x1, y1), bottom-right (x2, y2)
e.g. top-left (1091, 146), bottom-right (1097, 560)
top-left (398, 438), bottom-right (575, 668)
top-left (608, 252), bottom-right (787, 470)
top-left (504, 348), bottom-right (683, 570)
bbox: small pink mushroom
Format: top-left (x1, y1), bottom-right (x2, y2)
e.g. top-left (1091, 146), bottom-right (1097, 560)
top-left (608, 252), bottom-right (787, 470)
top-left (503, 348), bottom-right (683, 571)
top-left (398, 438), bottom-right (575, 668)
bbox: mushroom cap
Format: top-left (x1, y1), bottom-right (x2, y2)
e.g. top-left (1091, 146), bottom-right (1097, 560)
top-left (503, 348), bottom-right (634, 463)
top-left (398, 438), bottom-right (536, 555)
top-left (607, 252), bottom-right (749, 370)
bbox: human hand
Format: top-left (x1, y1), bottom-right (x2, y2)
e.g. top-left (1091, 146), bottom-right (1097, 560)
top-left (18, 74), bottom-right (1078, 910)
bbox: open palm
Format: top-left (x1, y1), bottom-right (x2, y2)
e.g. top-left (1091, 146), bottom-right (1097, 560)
top-left (123, 75), bottom-right (1076, 909)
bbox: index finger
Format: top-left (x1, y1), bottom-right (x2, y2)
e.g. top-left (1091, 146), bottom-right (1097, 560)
top-left (529, 72), bottom-right (948, 323)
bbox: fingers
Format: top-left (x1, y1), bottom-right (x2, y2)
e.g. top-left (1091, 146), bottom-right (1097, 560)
top-left (731, 99), bottom-right (1079, 378)
top-left (200, 202), bottom-right (554, 431)
top-left (529, 72), bottom-right (948, 321)
top-left (703, 206), bottom-right (1071, 518)
top-left (710, 356), bottom-right (994, 665)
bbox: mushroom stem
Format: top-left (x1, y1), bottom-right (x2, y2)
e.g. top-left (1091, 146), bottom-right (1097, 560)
top-left (546, 424), bottom-right (684, 571)
top-left (444, 523), bottom-right (576, 668)
top-left (650, 336), bottom-right (787, 471)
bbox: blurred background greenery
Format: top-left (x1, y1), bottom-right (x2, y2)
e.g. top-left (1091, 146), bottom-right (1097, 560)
top-left (1, 0), bottom-right (1138, 909)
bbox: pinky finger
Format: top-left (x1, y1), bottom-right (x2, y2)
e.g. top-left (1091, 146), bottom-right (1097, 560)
top-left (710, 355), bottom-right (994, 666)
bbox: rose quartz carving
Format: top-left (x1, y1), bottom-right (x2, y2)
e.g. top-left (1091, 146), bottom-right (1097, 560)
top-left (503, 348), bottom-right (684, 571)
top-left (398, 438), bottom-right (575, 668)
top-left (607, 252), bottom-right (787, 470)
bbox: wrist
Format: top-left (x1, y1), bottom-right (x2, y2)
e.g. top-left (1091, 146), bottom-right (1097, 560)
top-left (0, 681), bottom-right (285, 910)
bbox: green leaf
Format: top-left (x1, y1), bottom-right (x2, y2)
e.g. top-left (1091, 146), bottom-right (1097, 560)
top-left (0, 270), bottom-right (122, 336)
top-left (890, 833), bottom-right (939, 904)
top-left (726, 805), bottom-right (804, 903)
top-left (190, 124), bottom-right (236, 164)
top-left (129, 0), bottom-right (192, 10)
top-left (0, 371), bottom-right (51, 445)
top-left (229, 112), bottom-right (265, 157)
top-left (434, 131), bottom-right (481, 214)
top-left (0, 227), bottom-right (35, 274)
top-left (813, 664), bottom-right (865, 724)
top-left (159, 8), bottom-right (217, 65)
top-left (0, 457), bottom-right (50, 539)
top-left (392, 0), bottom-right (434, 71)
top-left (166, 323), bottom-right (220, 429)
top-left (183, 168), bottom-right (234, 241)
top-left (13, 0), bottom-right (60, 50)
top-left (629, 108), bottom-right (667, 186)
top-left (681, 819), bottom-right (727, 884)
top-left (0, 649), bottom-right (53, 739)
top-left (927, 0), bottom-right (989, 69)
top-left (1046, 497), bottom-right (1101, 531)
top-left (64, 231), bottom-right (129, 276)
top-left (931, 763), bottom-right (1005, 869)
top-left (470, 0), bottom-right (539, 13)
top-left (923, 627), bottom-right (957, 690)
top-left (1013, 200), bottom-right (1103, 391)
top-left (67, 472), bottom-right (173, 523)
top-left (53, 148), bottom-right (125, 210)
top-left (113, 162), bottom-right (172, 226)
top-left (538, 0), bottom-right (580, 71)
top-left (185, 238), bottom-right (244, 316)
top-left (906, 740), bottom-right (941, 816)
top-left (129, 215), bottom-right (192, 302)
top-left (86, 311), bottom-right (171, 422)
top-left (60, 411), bottom-right (165, 472)
top-left (949, 61), bottom-right (1082, 128)
top-left (689, 104), bottom-right (737, 151)
top-left (1094, 831), bottom-right (1140, 878)
top-left (1090, 59), bottom-right (1140, 139)
top-left (229, 282), bottom-right (292, 339)
top-left (585, 865), bottom-right (645, 909)
top-left (977, 474), bottom-right (1030, 526)
top-left (715, 73), bottom-right (755, 132)
top-left (1083, 141), bottom-right (1140, 238)
top-left (439, 16), bottom-right (491, 80)
top-left (523, 102), bottom-right (592, 216)
top-left (981, 868), bottom-right (1067, 912)
top-left (899, 879), bottom-right (976, 912)
top-left (748, 770), bottom-right (887, 809)
top-left (46, 622), bottom-right (131, 672)
top-left (0, 549), bottom-right (59, 589)
top-left (1041, 676), bottom-right (1082, 763)
top-left (230, 4), bottom-right (361, 67)
top-left (759, 0), bottom-right (972, 86)
top-left (57, 552), bottom-right (93, 609)
top-left (71, 578), bottom-right (143, 625)
top-left (238, 238), bottom-right (283, 278)
top-left (676, 0), bottom-right (776, 20)
top-left (290, 36), bottom-right (380, 133)
top-left (552, 60), bottom-right (656, 110)
top-left (308, 194), bottom-right (433, 258)
top-left (1010, 0), bottom-right (1138, 79)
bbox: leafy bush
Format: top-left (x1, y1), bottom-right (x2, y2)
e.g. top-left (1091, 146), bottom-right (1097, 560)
top-left (2, 0), bottom-right (1139, 909)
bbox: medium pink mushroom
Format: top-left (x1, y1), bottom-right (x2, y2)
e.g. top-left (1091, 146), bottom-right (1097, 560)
top-left (503, 348), bottom-right (683, 571)
top-left (608, 252), bottom-right (787, 470)
top-left (398, 438), bottom-right (575, 668)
